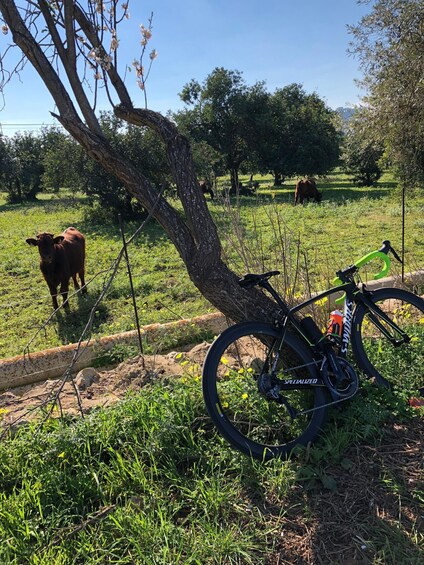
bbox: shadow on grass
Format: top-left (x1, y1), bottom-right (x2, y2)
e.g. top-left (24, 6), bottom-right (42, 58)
top-left (55, 293), bottom-right (109, 346)
top-left (231, 414), bottom-right (423, 564)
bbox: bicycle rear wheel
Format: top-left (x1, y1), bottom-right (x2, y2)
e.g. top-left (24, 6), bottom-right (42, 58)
top-left (351, 287), bottom-right (424, 394)
top-left (202, 321), bottom-right (328, 460)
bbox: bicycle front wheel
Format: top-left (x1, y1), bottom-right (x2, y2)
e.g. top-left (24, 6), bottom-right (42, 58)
top-left (202, 322), bottom-right (328, 460)
top-left (351, 287), bottom-right (424, 393)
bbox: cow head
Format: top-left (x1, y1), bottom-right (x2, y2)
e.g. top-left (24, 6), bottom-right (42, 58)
top-left (26, 232), bottom-right (65, 264)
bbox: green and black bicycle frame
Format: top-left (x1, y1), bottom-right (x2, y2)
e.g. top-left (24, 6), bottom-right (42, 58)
top-left (258, 279), bottom-right (359, 405)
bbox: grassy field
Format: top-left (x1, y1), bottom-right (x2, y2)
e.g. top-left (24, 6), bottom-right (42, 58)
top-left (1, 171), bottom-right (423, 359)
top-left (0, 362), bottom-right (423, 563)
top-left (0, 171), bottom-right (423, 563)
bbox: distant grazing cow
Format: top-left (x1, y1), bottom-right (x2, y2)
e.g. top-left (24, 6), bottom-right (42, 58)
top-left (294, 179), bottom-right (322, 205)
top-left (26, 227), bottom-right (87, 312)
top-left (199, 180), bottom-right (214, 200)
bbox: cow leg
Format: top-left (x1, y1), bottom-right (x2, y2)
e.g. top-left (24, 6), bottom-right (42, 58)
top-left (78, 269), bottom-right (87, 294)
top-left (60, 280), bottom-right (71, 312)
top-left (71, 274), bottom-right (80, 290)
top-left (47, 283), bottom-right (60, 311)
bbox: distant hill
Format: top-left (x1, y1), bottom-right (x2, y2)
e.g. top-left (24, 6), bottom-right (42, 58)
top-left (335, 107), bottom-right (356, 124)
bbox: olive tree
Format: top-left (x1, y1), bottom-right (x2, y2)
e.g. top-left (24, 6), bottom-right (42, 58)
top-left (177, 68), bottom-right (270, 191)
top-left (0, 0), bottom-right (277, 323)
top-left (342, 108), bottom-right (384, 186)
top-left (349, 0), bottom-right (424, 187)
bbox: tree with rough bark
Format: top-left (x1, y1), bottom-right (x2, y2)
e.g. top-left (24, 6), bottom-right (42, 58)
top-left (0, 0), bottom-right (278, 324)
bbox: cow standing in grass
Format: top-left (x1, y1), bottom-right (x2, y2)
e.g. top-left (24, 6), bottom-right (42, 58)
top-left (294, 179), bottom-right (322, 205)
top-left (26, 227), bottom-right (87, 312)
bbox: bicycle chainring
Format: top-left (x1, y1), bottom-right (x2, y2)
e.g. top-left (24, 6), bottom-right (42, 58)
top-left (321, 357), bottom-right (359, 399)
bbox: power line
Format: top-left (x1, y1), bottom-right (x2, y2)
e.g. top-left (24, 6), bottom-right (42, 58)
top-left (0, 123), bottom-right (62, 127)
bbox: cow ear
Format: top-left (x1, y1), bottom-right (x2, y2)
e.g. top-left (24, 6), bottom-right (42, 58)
top-left (26, 238), bottom-right (38, 246)
top-left (53, 236), bottom-right (65, 244)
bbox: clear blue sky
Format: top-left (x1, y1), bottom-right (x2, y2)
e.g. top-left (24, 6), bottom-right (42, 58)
top-left (0, 0), bottom-right (370, 136)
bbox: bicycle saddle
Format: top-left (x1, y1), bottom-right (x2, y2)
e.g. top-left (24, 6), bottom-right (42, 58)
top-left (238, 271), bottom-right (280, 288)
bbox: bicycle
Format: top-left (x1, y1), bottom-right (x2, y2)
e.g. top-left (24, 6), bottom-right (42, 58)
top-left (202, 241), bottom-right (424, 460)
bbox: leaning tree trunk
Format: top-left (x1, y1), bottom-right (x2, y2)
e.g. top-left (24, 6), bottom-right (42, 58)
top-left (0, 0), bottom-right (280, 325)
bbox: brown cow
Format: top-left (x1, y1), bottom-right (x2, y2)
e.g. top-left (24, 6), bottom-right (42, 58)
top-left (26, 227), bottom-right (87, 312)
top-left (294, 179), bottom-right (322, 205)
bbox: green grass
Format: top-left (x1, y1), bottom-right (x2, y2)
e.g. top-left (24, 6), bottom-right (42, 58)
top-left (0, 364), bottom-right (422, 564)
top-left (1, 171), bottom-right (423, 359)
top-left (1, 172), bottom-right (423, 563)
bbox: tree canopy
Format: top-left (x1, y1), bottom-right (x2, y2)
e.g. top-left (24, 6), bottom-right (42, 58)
top-left (349, 0), bottom-right (424, 187)
top-left (177, 67), bottom-right (270, 190)
top-left (342, 108), bottom-right (384, 186)
top-left (258, 84), bottom-right (341, 184)
top-left (177, 72), bottom-right (341, 188)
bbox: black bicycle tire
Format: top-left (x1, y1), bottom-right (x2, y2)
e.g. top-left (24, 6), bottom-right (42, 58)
top-left (202, 321), bottom-right (328, 460)
top-left (351, 287), bottom-right (424, 388)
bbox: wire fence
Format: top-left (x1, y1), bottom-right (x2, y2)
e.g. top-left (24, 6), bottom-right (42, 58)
top-left (1, 186), bottom-right (173, 436)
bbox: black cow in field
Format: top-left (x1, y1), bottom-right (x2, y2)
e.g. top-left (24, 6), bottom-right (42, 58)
top-left (199, 180), bottom-right (214, 200)
top-left (26, 227), bottom-right (87, 312)
top-left (294, 179), bottom-right (322, 205)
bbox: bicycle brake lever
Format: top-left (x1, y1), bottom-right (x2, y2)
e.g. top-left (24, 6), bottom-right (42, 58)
top-left (389, 245), bottom-right (403, 264)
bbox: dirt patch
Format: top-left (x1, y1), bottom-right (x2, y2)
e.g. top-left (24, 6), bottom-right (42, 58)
top-left (0, 342), bottom-right (210, 428)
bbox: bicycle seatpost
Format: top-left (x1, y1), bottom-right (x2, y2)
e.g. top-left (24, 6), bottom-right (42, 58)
top-left (259, 279), bottom-right (290, 314)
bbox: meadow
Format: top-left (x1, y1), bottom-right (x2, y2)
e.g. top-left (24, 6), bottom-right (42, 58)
top-left (0, 172), bottom-right (423, 563)
top-left (0, 358), bottom-right (423, 563)
top-left (0, 171), bottom-right (423, 360)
